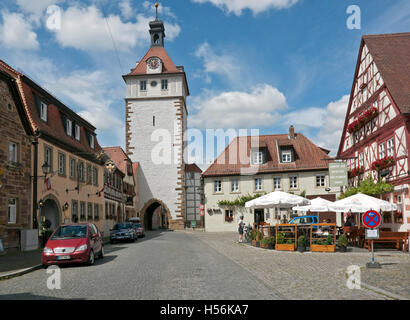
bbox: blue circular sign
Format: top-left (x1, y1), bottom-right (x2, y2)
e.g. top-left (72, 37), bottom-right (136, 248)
top-left (362, 210), bottom-right (382, 229)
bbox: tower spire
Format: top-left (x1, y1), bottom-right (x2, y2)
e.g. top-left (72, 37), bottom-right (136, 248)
top-left (149, 2), bottom-right (165, 47)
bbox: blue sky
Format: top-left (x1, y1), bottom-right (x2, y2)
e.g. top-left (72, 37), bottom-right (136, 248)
top-left (1, 0), bottom-right (409, 168)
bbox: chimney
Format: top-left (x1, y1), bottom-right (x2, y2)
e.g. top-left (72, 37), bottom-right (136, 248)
top-left (289, 125), bottom-right (295, 139)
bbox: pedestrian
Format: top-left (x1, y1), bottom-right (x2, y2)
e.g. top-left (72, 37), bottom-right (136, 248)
top-left (238, 215), bottom-right (244, 243)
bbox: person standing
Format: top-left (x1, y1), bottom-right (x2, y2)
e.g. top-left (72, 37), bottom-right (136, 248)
top-left (238, 215), bottom-right (244, 243)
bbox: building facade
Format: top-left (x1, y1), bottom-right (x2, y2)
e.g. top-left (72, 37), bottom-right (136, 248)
top-left (203, 127), bottom-right (339, 232)
top-left (185, 164), bottom-right (204, 228)
top-left (337, 33), bottom-right (410, 232)
top-left (0, 60), bottom-right (106, 238)
top-left (123, 15), bottom-right (189, 230)
top-left (0, 70), bottom-right (33, 252)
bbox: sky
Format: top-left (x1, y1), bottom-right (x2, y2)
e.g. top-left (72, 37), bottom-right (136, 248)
top-left (1, 0), bottom-right (409, 170)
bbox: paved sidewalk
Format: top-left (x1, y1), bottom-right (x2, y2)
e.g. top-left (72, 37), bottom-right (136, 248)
top-left (189, 231), bottom-right (410, 300)
top-left (0, 249), bottom-right (42, 280)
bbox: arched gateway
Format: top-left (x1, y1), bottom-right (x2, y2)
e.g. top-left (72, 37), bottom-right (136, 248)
top-left (40, 194), bottom-right (61, 231)
top-left (140, 199), bottom-right (172, 231)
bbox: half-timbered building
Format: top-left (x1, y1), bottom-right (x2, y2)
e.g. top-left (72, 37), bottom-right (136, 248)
top-left (337, 33), bottom-right (410, 232)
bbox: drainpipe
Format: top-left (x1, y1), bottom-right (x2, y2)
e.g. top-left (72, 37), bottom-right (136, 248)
top-left (32, 138), bottom-right (39, 229)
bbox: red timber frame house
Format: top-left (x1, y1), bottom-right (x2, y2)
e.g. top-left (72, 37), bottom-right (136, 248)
top-left (337, 33), bottom-right (410, 232)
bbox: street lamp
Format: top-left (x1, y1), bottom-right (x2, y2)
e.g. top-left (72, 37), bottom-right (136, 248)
top-left (41, 162), bottom-right (51, 176)
top-left (30, 161), bottom-right (52, 229)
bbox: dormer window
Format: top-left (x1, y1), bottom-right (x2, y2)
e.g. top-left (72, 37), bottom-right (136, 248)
top-left (281, 150), bottom-right (292, 163)
top-left (66, 119), bottom-right (72, 136)
top-left (75, 124), bottom-right (81, 141)
top-left (90, 135), bottom-right (95, 149)
top-left (252, 150), bottom-right (264, 165)
top-left (40, 101), bottom-right (48, 122)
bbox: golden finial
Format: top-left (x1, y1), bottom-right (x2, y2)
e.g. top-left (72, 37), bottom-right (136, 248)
top-left (155, 2), bottom-right (159, 20)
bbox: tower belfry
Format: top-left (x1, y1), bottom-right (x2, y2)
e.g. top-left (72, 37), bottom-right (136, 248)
top-left (149, 3), bottom-right (165, 47)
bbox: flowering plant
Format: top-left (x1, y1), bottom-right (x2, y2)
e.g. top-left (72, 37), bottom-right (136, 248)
top-left (371, 156), bottom-right (395, 171)
top-left (393, 211), bottom-right (402, 218)
top-left (347, 107), bottom-right (378, 134)
top-left (348, 166), bottom-right (364, 178)
top-left (225, 216), bottom-right (233, 223)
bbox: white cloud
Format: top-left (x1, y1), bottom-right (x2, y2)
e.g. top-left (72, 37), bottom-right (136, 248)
top-left (281, 95), bottom-right (349, 155)
top-left (119, 0), bottom-right (134, 20)
top-left (190, 84), bottom-right (288, 129)
top-left (52, 5), bottom-right (180, 52)
top-left (191, 0), bottom-right (299, 15)
top-left (16, 0), bottom-right (61, 16)
top-left (195, 42), bottom-right (241, 84)
top-left (0, 11), bottom-right (39, 50)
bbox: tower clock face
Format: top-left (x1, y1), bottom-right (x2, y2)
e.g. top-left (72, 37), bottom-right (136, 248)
top-left (148, 58), bottom-right (160, 70)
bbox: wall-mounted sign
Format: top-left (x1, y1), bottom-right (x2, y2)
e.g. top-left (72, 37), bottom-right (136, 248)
top-left (329, 162), bottom-right (348, 187)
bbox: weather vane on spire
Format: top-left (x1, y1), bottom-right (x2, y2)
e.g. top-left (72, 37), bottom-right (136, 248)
top-left (155, 2), bottom-right (159, 21)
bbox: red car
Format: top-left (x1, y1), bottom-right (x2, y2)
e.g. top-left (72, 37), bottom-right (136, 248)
top-left (42, 223), bottom-right (104, 267)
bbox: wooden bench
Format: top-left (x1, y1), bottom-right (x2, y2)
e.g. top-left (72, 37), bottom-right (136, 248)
top-left (365, 231), bottom-right (409, 252)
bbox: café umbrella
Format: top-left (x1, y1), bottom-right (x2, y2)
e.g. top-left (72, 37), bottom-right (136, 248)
top-left (327, 193), bottom-right (398, 213)
top-left (245, 191), bottom-right (311, 209)
top-left (292, 197), bottom-right (333, 212)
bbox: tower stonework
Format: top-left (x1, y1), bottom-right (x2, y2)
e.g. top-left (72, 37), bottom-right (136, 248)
top-left (123, 14), bottom-right (188, 230)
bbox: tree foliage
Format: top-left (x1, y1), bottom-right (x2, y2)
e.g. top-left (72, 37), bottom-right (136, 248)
top-left (217, 193), bottom-right (265, 207)
top-left (339, 177), bottom-right (394, 200)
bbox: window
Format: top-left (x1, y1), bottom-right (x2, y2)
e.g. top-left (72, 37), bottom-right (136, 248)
top-left (78, 162), bottom-right (84, 182)
top-left (58, 152), bottom-right (66, 176)
top-left (359, 152), bottom-right (364, 167)
top-left (87, 203), bottom-right (93, 220)
top-left (40, 101), bottom-right (47, 122)
top-left (94, 204), bottom-right (99, 220)
top-left (8, 142), bottom-right (18, 163)
top-left (86, 164), bottom-right (92, 184)
top-left (282, 150), bottom-right (292, 163)
top-left (140, 80), bottom-right (147, 91)
top-left (105, 203), bottom-right (109, 219)
top-left (80, 202), bottom-right (86, 221)
top-left (273, 177), bottom-right (281, 190)
top-left (254, 178), bottom-right (263, 191)
top-left (161, 79), bottom-right (168, 90)
top-left (289, 176), bottom-right (298, 189)
top-left (75, 124), bottom-right (81, 141)
top-left (316, 174), bottom-right (325, 187)
top-left (66, 119), bottom-right (72, 136)
top-left (44, 146), bottom-right (53, 171)
top-left (231, 179), bottom-right (239, 193)
top-left (72, 200), bottom-right (78, 221)
top-left (93, 167), bottom-right (98, 186)
top-left (8, 198), bottom-right (17, 224)
top-left (214, 180), bottom-right (222, 193)
top-left (225, 210), bottom-right (233, 223)
top-left (153, 116), bottom-right (156, 126)
top-left (252, 151), bottom-right (264, 165)
top-left (379, 143), bottom-right (386, 159)
top-left (387, 138), bottom-right (395, 157)
top-left (90, 135), bottom-right (95, 149)
top-left (69, 158), bottom-right (76, 179)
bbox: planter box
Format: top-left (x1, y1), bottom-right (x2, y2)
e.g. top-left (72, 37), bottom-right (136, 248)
top-left (260, 243), bottom-right (269, 249)
top-left (255, 241), bottom-right (260, 247)
top-left (311, 244), bottom-right (335, 252)
top-left (252, 240), bottom-right (256, 246)
top-left (275, 244), bottom-right (295, 251)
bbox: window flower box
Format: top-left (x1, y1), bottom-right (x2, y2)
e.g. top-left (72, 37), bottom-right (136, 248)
top-left (347, 107), bottom-right (378, 134)
top-left (348, 166), bottom-right (364, 178)
top-left (225, 216), bottom-right (233, 223)
top-left (371, 156), bottom-right (395, 171)
top-left (394, 211), bottom-right (403, 223)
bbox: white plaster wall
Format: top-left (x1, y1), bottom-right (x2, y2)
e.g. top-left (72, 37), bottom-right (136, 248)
top-left (204, 171), bottom-right (340, 232)
top-left (126, 75), bottom-right (185, 99)
top-left (128, 98), bottom-right (182, 220)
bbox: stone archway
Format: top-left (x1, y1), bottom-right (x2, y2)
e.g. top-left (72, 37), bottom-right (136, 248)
top-left (140, 199), bottom-right (172, 231)
top-left (39, 194), bottom-right (61, 231)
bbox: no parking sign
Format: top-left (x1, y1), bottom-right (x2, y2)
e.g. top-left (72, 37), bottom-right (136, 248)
top-left (362, 210), bottom-right (382, 229)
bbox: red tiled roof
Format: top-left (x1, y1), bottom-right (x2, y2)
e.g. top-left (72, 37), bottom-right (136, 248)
top-left (126, 46), bottom-right (181, 76)
top-left (363, 33), bottom-right (410, 113)
top-left (102, 147), bottom-right (130, 175)
top-left (0, 59), bottom-right (102, 163)
top-left (185, 163), bottom-right (202, 173)
top-left (202, 132), bottom-right (330, 177)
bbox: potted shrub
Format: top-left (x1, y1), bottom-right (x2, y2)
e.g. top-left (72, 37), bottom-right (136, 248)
top-left (255, 231), bottom-right (262, 247)
top-left (275, 231), bottom-right (296, 251)
top-left (337, 234), bottom-right (348, 252)
top-left (311, 234), bottom-right (336, 252)
top-left (250, 229), bottom-right (257, 246)
top-left (261, 236), bottom-right (275, 249)
top-left (297, 235), bottom-right (308, 253)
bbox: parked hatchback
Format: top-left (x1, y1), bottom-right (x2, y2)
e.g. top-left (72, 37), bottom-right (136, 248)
top-left (131, 223), bottom-right (145, 238)
top-left (42, 223), bottom-right (104, 267)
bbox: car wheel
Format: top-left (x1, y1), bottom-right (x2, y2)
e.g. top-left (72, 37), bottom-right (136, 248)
top-left (99, 246), bottom-right (104, 259)
top-left (87, 250), bottom-right (95, 266)
top-left (110, 239), bottom-right (115, 244)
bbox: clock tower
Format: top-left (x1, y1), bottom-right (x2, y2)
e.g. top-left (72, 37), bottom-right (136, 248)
top-left (123, 4), bottom-right (189, 230)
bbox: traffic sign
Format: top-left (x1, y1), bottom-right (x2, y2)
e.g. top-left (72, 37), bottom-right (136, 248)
top-left (199, 204), bottom-right (204, 210)
top-left (362, 210), bottom-right (382, 229)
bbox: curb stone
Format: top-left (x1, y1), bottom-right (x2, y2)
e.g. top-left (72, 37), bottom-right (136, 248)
top-left (0, 264), bottom-right (43, 281)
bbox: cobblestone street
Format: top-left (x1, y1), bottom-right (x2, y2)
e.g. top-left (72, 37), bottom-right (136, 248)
top-left (190, 231), bottom-right (410, 300)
